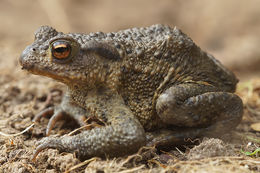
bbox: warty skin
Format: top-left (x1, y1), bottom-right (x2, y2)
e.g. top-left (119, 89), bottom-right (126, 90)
top-left (19, 24), bottom-right (243, 160)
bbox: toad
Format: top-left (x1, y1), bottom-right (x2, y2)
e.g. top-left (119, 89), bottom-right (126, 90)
top-left (19, 24), bottom-right (243, 160)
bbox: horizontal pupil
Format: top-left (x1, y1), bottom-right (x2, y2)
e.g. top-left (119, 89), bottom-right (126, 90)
top-left (55, 47), bottom-right (68, 53)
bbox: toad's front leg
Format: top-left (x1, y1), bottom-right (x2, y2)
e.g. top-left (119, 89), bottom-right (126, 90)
top-left (32, 103), bottom-right (146, 160)
top-left (33, 92), bottom-right (87, 136)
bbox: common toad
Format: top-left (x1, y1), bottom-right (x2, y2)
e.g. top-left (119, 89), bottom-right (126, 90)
top-left (19, 24), bottom-right (243, 160)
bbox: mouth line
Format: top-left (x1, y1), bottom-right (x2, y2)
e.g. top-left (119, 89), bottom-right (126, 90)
top-left (20, 64), bottom-right (34, 71)
top-left (22, 66), bottom-right (72, 84)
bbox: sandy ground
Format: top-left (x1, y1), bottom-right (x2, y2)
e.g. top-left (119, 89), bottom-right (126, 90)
top-left (0, 0), bottom-right (260, 172)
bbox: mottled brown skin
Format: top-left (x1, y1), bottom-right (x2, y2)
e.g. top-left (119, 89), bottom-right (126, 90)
top-left (19, 24), bottom-right (243, 160)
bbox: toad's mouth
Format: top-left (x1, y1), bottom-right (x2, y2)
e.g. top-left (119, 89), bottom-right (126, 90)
top-left (20, 63), bottom-right (71, 84)
top-left (19, 53), bottom-right (70, 83)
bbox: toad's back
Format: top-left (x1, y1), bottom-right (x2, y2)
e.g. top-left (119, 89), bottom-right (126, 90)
top-left (87, 25), bottom-right (238, 129)
top-left (71, 25), bottom-right (237, 92)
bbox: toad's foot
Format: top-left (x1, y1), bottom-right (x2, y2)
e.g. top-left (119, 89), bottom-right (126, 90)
top-left (33, 93), bottom-right (87, 136)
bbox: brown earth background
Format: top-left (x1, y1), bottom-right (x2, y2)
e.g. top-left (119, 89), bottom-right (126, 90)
top-left (0, 0), bottom-right (260, 172)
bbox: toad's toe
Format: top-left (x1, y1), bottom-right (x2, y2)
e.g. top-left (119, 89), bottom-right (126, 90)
top-left (32, 136), bottom-right (62, 161)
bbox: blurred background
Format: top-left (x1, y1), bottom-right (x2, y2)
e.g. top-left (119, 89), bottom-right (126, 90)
top-left (0, 0), bottom-right (260, 80)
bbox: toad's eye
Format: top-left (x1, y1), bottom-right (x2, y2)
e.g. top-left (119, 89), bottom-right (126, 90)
top-left (51, 40), bottom-right (71, 60)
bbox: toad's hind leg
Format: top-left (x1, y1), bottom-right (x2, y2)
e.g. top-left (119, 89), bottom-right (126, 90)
top-left (155, 84), bottom-right (243, 142)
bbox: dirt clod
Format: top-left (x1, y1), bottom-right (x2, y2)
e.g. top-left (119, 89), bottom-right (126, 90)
top-left (187, 138), bottom-right (234, 160)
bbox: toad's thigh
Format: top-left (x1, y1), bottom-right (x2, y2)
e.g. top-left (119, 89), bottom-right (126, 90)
top-left (156, 85), bottom-right (243, 128)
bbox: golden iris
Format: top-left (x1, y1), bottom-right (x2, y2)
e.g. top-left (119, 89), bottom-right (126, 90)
top-left (51, 40), bottom-right (71, 59)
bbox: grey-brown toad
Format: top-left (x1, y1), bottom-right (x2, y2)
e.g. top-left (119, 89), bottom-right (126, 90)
top-left (19, 24), bottom-right (243, 160)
